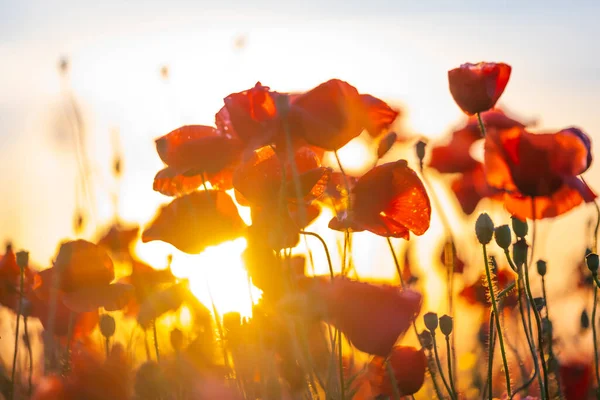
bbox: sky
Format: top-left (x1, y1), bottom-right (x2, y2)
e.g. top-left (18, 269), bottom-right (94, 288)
top-left (0, 1), bottom-right (599, 321)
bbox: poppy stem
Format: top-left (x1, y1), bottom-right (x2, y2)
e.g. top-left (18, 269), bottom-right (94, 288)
top-left (476, 112), bottom-right (487, 137)
top-left (144, 329), bottom-right (151, 361)
top-left (526, 198), bottom-right (550, 400)
top-left (431, 332), bottom-right (455, 400)
top-left (206, 284), bottom-right (230, 371)
top-left (24, 315), bottom-right (32, 397)
top-left (445, 335), bottom-right (457, 397)
top-left (385, 359), bottom-right (401, 400)
top-left (424, 349), bottom-right (446, 400)
top-left (9, 264), bottom-right (24, 400)
top-left (486, 310), bottom-right (496, 400)
top-left (592, 279), bottom-right (600, 392)
top-left (299, 231), bottom-right (334, 279)
top-left (152, 320), bottom-right (160, 362)
top-left (482, 244), bottom-right (512, 397)
top-left (105, 336), bottom-right (110, 359)
top-left (338, 330), bottom-right (345, 400)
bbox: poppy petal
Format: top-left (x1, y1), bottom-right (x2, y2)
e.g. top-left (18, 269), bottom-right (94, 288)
top-left (360, 94), bottom-right (399, 138)
top-left (137, 281), bottom-right (193, 328)
top-left (62, 283), bottom-right (134, 313)
top-left (54, 240), bottom-right (115, 292)
top-left (377, 132), bottom-right (398, 159)
top-left (142, 190), bottom-right (246, 254)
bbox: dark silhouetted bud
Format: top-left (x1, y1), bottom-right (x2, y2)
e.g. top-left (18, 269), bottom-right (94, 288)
top-left (511, 216), bottom-right (528, 238)
top-left (99, 314), bottom-right (116, 338)
top-left (424, 312), bottom-right (438, 332)
top-left (581, 310), bottom-right (590, 329)
top-left (21, 299), bottom-right (32, 318)
top-left (170, 328), bottom-right (184, 352)
top-left (377, 132), bottom-right (398, 159)
top-left (536, 260), bottom-right (547, 277)
top-left (415, 140), bottom-right (427, 166)
top-left (533, 297), bottom-right (546, 312)
top-left (494, 225), bottom-right (511, 250)
top-left (542, 318), bottom-right (553, 338)
top-left (587, 253), bottom-right (599, 274)
top-left (513, 239), bottom-right (528, 269)
top-left (475, 213), bottom-right (495, 245)
top-left (418, 330), bottom-right (433, 349)
top-left (16, 251), bottom-right (29, 270)
top-left (439, 315), bottom-right (453, 336)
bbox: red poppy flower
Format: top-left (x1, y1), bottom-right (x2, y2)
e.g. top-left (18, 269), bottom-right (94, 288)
top-left (559, 361), bottom-right (592, 400)
top-left (142, 190), bottom-right (246, 254)
top-left (34, 240), bottom-right (133, 313)
top-left (306, 277), bottom-right (422, 356)
top-left (0, 244), bottom-right (36, 312)
top-left (29, 291), bottom-right (99, 338)
top-left (429, 127), bottom-right (481, 174)
top-left (451, 164), bottom-right (503, 215)
top-left (448, 62), bottom-right (512, 115)
top-left (96, 223), bottom-right (139, 256)
top-left (460, 267), bottom-right (516, 308)
top-left (321, 171), bottom-right (358, 213)
top-left (152, 125), bottom-right (242, 196)
top-left (368, 346), bottom-right (427, 396)
top-left (329, 160), bottom-right (431, 239)
top-left (359, 94), bottom-right (400, 138)
top-left (484, 126), bottom-right (596, 219)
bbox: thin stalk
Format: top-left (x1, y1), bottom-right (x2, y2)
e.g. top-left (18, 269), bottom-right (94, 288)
top-left (334, 150), bottom-right (352, 211)
top-left (64, 312), bottom-right (75, 373)
top-left (206, 285), bottom-right (229, 370)
top-left (476, 112), bottom-right (487, 137)
top-left (299, 231), bottom-right (334, 279)
top-left (527, 198), bottom-right (550, 400)
top-left (426, 349), bottom-right (446, 400)
top-left (483, 244), bottom-right (512, 397)
top-left (144, 329), bottom-right (151, 361)
top-left (152, 320), bottom-right (161, 362)
top-left (593, 280), bottom-right (600, 389)
top-left (338, 330), bottom-right (345, 400)
top-left (486, 311), bottom-right (496, 400)
top-left (105, 337), bottom-right (110, 359)
top-left (431, 333), bottom-right (455, 400)
top-left (445, 335), bottom-right (457, 397)
top-left (386, 360), bottom-right (401, 400)
top-left (10, 265), bottom-right (24, 400)
top-left (24, 316), bottom-right (32, 396)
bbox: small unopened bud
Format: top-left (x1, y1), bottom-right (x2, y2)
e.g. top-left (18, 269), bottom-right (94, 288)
top-left (587, 253), bottom-right (599, 274)
top-left (424, 312), bottom-right (439, 332)
top-left (439, 315), bottom-right (453, 336)
top-left (21, 298), bottom-right (32, 318)
top-left (536, 260), bottom-right (547, 277)
top-left (99, 314), bottom-right (116, 338)
top-left (494, 225), bottom-right (511, 250)
top-left (533, 297), bottom-right (546, 312)
top-left (513, 239), bottom-right (528, 269)
top-left (170, 328), bottom-right (184, 352)
top-left (418, 330), bottom-right (433, 349)
top-left (511, 216), bottom-right (528, 238)
top-left (16, 251), bottom-right (29, 269)
top-left (581, 310), bottom-right (590, 329)
top-left (475, 213), bottom-right (495, 245)
top-left (415, 140), bottom-right (427, 166)
top-left (542, 318), bottom-right (553, 338)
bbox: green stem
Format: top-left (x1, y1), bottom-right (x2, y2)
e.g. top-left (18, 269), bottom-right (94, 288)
top-left (10, 266), bottom-right (24, 400)
top-left (487, 311), bottom-right (496, 400)
top-left (152, 320), bottom-right (161, 362)
top-left (593, 281), bottom-right (600, 389)
top-left (426, 349), bottom-right (446, 400)
top-left (445, 335), bottom-right (457, 397)
top-left (299, 231), bottom-right (334, 279)
top-left (483, 244), bottom-right (512, 397)
top-left (24, 316), bottom-right (32, 397)
top-left (105, 336), bottom-right (110, 359)
top-left (476, 112), bottom-right (487, 137)
top-left (338, 330), bottom-right (345, 400)
top-left (431, 333), bottom-right (455, 400)
top-left (386, 360), bottom-right (401, 400)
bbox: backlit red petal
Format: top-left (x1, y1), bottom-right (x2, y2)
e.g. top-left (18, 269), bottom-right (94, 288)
top-left (62, 283), bottom-right (134, 313)
top-left (54, 240), bottom-right (115, 292)
top-left (360, 94), bottom-right (399, 137)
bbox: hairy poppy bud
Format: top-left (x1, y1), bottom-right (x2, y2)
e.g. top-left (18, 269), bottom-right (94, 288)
top-left (511, 216), bottom-right (528, 238)
top-left (170, 328), bottom-right (184, 352)
top-left (424, 312), bottom-right (438, 332)
top-left (475, 213), bottom-right (494, 245)
top-left (533, 297), bottom-right (546, 312)
top-left (16, 251), bottom-right (29, 270)
top-left (99, 314), bottom-right (116, 338)
top-left (415, 140), bottom-right (427, 167)
top-left (536, 260), bottom-right (547, 277)
top-left (439, 315), bottom-right (453, 336)
top-left (587, 253), bottom-right (599, 274)
top-left (581, 310), bottom-right (590, 329)
top-left (513, 239), bottom-right (528, 269)
top-left (418, 330), bottom-right (433, 349)
top-left (494, 225), bottom-right (511, 250)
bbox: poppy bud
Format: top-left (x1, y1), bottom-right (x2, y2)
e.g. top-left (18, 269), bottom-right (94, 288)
top-left (512, 239), bottom-right (528, 269)
top-left (533, 297), bottom-right (546, 312)
top-left (494, 225), bottom-right (511, 250)
top-left (536, 260), bottom-right (547, 277)
top-left (475, 213), bottom-right (494, 245)
top-left (16, 251), bottom-right (29, 270)
top-left (170, 328), bottom-right (184, 352)
top-left (587, 253), bottom-right (599, 274)
top-left (439, 315), bottom-right (453, 336)
top-left (542, 318), bottom-right (553, 338)
top-left (418, 330), bottom-right (433, 349)
top-left (424, 312), bottom-right (438, 332)
top-left (581, 310), bottom-right (590, 329)
top-left (99, 314), bottom-right (116, 338)
top-left (511, 216), bottom-right (528, 238)
top-left (415, 140), bottom-right (427, 166)
top-left (21, 298), bottom-right (32, 318)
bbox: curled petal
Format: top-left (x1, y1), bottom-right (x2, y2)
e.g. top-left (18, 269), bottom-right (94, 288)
top-left (96, 224), bottom-right (139, 254)
top-left (142, 191), bottom-right (246, 254)
top-left (448, 62), bottom-right (511, 115)
top-left (153, 167), bottom-right (206, 197)
top-left (62, 283), bottom-right (134, 313)
top-left (360, 94), bottom-right (399, 137)
top-left (369, 346), bottom-right (426, 396)
top-left (54, 240), bottom-right (114, 292)
top-left (377, 132), bottom-right (398, 159)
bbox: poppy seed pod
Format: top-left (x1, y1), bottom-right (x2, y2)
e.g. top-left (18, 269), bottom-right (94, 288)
top-left (494, 225), bottom-right (512, 250)
top-left (512, 239), bottom-right (528, 269)
top-left (418, 330), bottom-right (433, 349)
top-left (16, 251), bottom-right (29, 269)
top-left (511, 216), bottom-right (528, 238)
top-left (536, 260), bottom-right (547, 277)
top-left (424, 312), bottom-right (439, 332)
top-left (533, 297), bottom-right (546, 312)
top-left (475, 213), bottom-right (495, 245)
top-left (99, 314), bottom-right (116, 338)
top-left (581, 310), bottom-right (590, 329)
top-left (416, 140), bottom-right (427, 164)
top-left (439, 315), bottom-right (453, 336)
top-left (587, 253), bottom-right (599, 274)
top-left (170, 328), bottom-right (184, 352)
